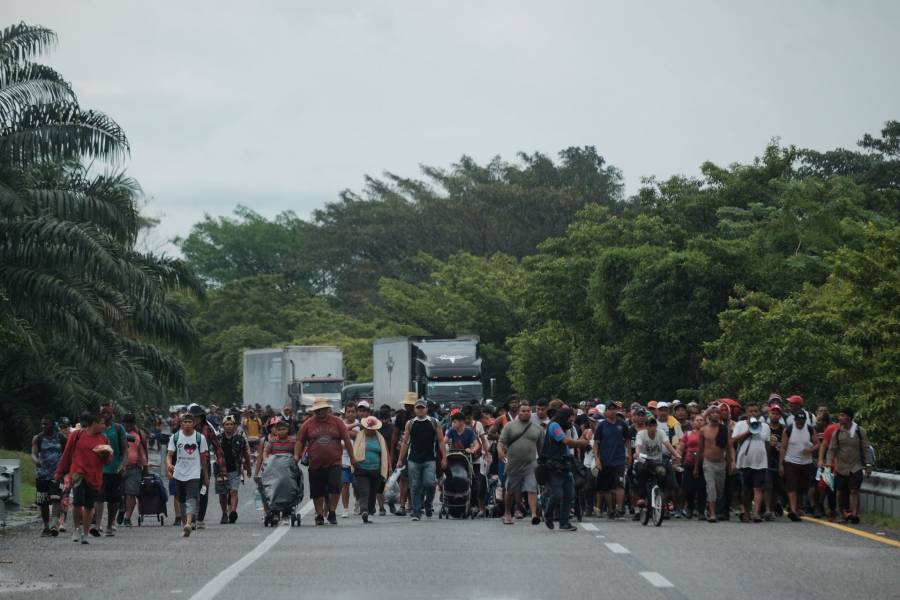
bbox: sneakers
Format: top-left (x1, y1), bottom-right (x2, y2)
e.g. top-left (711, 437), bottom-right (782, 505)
top-left (49, 526), bottom-right (59, 537)
top-left (341, 511), bottom-right (349, 519)
top-left (327, 511), bottom-right (337, 525)
top-left (395, 507), bottom-right (407, 517)
top-left (229, 511), bottom-right (238, 524)
top-left (89, 526), bottom-right (101, 538)
top-left (410, 514), bottom-right (421, 522)
top-left (387, 501), bottom-right (396, 514)
top-left (544, 518), bottom-right (554, 530)
top-left (41, 527), bottom-right (52, 537)
top-left (183, 523), bottom-right (192, 537)
top-left (122, 518), bottom-right (132, 528)
top-left (362, 512), bottom-right (370, 524)
top-left (80, 533), bottom-right (89, 545)
top-left (560, 524), bottom-right (578, 532)
top-left (174, 517), bottom-right (182, 527)
top-left (105, 529), bottom-right (115, 537)
top-left (531, 516), bottom-right (541, 526)
top-left (72, 530), bottom-right (80, 543)
top-left (788, 512), bottom-right (801, 522)
top-left (220, 514), bottom-right (229, 525)
top-left (315, 514), bottom-right (325, 526)
top-left (378, 507), bottom-right (387, 517)
top-left (425, 508), bottom-right (433, 519)
top-left (196, 521), bottom-right (206, 530)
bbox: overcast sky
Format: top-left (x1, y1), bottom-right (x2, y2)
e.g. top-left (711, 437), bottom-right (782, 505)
top-left (6, 1), bottom-right (900, 251)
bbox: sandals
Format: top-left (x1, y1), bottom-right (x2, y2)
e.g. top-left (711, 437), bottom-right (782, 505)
top-left (502, 516), bottom-right (514, 525)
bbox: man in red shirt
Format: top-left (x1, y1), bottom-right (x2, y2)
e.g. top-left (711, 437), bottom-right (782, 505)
top-left (295, 398), bottom-right (355, 526)
top-left (54, 412), bottom-right (112, 545)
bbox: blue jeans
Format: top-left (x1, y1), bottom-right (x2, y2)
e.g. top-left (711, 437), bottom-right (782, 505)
top-left (407, 460), bottom-right (436, 516)
top-left (544, 470), bottom-right (574, 527)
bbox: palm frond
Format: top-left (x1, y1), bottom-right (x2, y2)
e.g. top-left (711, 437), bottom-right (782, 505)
top-left (0, 103), bottom-right (129, 167)
top-left (0, 23), bottom-right (57, 65)
top-left (0, 62), bottom-right (74, 118)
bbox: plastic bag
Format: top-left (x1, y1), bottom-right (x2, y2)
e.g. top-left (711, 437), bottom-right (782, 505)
top-left (821, 467), bottom-right (835, 491)
top-left (383, 467), bottom-right (402, 503)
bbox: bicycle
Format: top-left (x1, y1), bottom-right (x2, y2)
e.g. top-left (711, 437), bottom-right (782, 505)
top-left (637, 456), bottom-right (667, 527)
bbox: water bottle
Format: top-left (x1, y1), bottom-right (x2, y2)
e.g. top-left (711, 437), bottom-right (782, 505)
top-left (254, 490), bottom-right (263, 511)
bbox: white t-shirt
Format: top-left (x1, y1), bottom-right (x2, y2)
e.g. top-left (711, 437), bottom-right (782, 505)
top-left (168, 430), bottom-right (209, 481)
top-left (635, 429), bottom-right (665, 462)
top-left (341, 420), bottom-right (360, 467)
top-left (732, 420), bottom-right (770, 470)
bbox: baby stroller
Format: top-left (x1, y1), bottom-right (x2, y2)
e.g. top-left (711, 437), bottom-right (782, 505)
top-left (439, 451), bottom-right (473, 519)
top-left (259, 454), bottom-right (305, 527)
top-left (137, 473), bottom-right (168, 526)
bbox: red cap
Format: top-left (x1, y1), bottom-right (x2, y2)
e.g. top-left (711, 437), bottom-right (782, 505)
top-left (787, 395), bottom-right (804, 406)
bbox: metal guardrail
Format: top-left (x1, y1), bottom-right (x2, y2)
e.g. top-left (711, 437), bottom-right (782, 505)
top-left (860, 470), bottom-right (900, 519)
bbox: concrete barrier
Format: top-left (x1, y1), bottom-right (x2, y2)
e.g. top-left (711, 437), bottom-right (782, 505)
top-left (860, 470), bottom-right (900, 519)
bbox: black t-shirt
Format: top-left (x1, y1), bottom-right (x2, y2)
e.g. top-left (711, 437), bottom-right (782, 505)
top-left (767, 423), bottom-right (784, 469)
top-left (221, 434), bottom-right (244, 472)
top-left (408, 418), bottom-right (437, 463)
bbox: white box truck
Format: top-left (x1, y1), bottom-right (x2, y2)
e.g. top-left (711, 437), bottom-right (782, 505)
top-left (243, 346), bottom-right (344, 413)
top-left (373, 336), bottom-right (483, 409)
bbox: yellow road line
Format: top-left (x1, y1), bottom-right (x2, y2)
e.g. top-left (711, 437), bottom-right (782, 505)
top-left (802, 516), bottom-right (900, 548)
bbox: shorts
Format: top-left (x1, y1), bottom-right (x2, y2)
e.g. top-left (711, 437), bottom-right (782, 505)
top-left (342, 466), bottom-right (355, 485)
top-left (504, 469), bottom-right (537, 494)
top-left (309, 465), bottom-right (342, 499)
top-left (834, 471), bottom-right (864, 492)
top-left (703, 461), bottom-right (726, 503)
top-left (35, 478), bottom-right (62, 506)
top-left (123, 466), bottom-right (143, 497)
top-left (72, 477), bottom-right (100, 507)
top-left (226, 471), bottom-right (241, 492)
top-left (101, 473), bottom-right (122, 503)
top-left (741, 468), bottom-right (766, 490)
top-left (175, 478), bottom-right (201, 516)
top-left (784, 462), bottom-right (814, 493)
top-left (596, 465), bottom-right (626, 492)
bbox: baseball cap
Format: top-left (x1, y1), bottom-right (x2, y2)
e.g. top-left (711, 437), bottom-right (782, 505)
top-left (787, 395), bottom-right (804, 406)
top-left (793, 410), bottom-right (807, 421)
top-left (768, 393), bottom-right (783, 404)
top-left (647, 400), bottom-right (658, 409)
top-left (414, 399), bottom-right (427, 408)
top-left (357, 400), bottom-right (370, 409)
top-left (656, 402), bottom-right (670, 409)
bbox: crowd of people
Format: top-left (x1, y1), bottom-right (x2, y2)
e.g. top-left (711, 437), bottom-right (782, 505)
top-left (31, 390), bottom-right (874, 544)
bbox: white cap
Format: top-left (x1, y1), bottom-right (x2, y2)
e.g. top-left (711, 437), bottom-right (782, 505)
top-left (656, 402), bottom-right (670, 409)
top-left (597, 404), bottom-right (606, 414)
top-left (357, 400), bottom-right (370, 409)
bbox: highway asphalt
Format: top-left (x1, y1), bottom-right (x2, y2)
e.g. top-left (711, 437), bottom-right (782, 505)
top-left (0, 484), bottom-right (897, 600)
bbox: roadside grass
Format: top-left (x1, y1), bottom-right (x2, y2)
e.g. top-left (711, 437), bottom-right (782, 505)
top-left (861, 511), bottom-right (900, 534)
top-left (0, 449), bottom-right (36, 507)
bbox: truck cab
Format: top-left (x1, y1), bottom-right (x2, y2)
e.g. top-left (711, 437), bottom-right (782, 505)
top-left (297, 376), bottom-right (343, 414)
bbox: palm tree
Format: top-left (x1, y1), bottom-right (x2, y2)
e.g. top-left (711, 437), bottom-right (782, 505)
top-left (0, 23), bottom-right (203, 444)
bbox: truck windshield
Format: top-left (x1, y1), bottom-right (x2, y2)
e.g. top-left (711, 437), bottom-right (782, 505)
top-left (426, 381), bottom-right (483, 403)
top-left (302, 381), bottom-right (343, 394)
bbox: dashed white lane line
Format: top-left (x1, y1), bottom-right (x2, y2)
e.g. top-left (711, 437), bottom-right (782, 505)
top-left (580, 523), bottom-right (599, 531)
top-left (604, 542), bottom-right (630, 554)
top-left (640, 572), bottom-right (674, 588)
top-left (188, 500), bottom-right (313, 600)
top-left (594, 534), bottom-right (605, 538)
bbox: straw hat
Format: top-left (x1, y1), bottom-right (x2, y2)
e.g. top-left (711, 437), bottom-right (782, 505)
top-left (311, 397), bottom-right (330, 412)
top-left (403, 392), bottom-right (417, 406)
top-left (361, 415), bottom-right (382, 430)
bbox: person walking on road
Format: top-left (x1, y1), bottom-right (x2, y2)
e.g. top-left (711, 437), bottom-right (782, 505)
top-left (498, 403), bottom-right (542, 525)
top-left (352, 415), bottom-right (390, 523)
top-left (295, 398), bottom-right (355, 526)
top-left (218, 415), bottom-right (252, 524)
top-left (188, 404), bottom-right (226, 530)
top-left (121, 413), bottom-right (149, 527)
top-left (779, 410), bottom-right (819, 522)
top-left (397, 399), bottom-right (447, 521)
top-left (824, 407), bottom-right (871, 524)
top-left (764, 402), bottom-right (787, 519)
top-left (541, 407), bottom-right (590, 532)
top-left (54, 412), bottom-right (112, 545)
top-left (166, 413), bottom-right (209, 537)
top-left (678, 414), bottom-right (707, 519)
top-left (340, 403), bottom-right (359, 518)
top-left (32, 415), bottom-right (66, 537)
top-left (94, 404), bottom-right (127, 537)
top-left (731, 402), bottom-right (770, 523)
top-left (389, 393), bottom-right (417, 516)
top-left (695, 406), bottom-right (734, 523)
top-left (593, 402), bottom-right (629, 520)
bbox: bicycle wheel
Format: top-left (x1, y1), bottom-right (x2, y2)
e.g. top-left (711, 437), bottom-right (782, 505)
top-left (651, 485), bottom-right (664, 527)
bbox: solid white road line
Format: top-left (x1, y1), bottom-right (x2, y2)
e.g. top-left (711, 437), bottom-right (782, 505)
top-left (188, 500), bottom-right (313, 600)
top-left (640, 572), bottom-right (674, 588)
top-left (604, 542), bottom-right (630, 554)
top-left (580, 523), bottom-right (599, 531)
